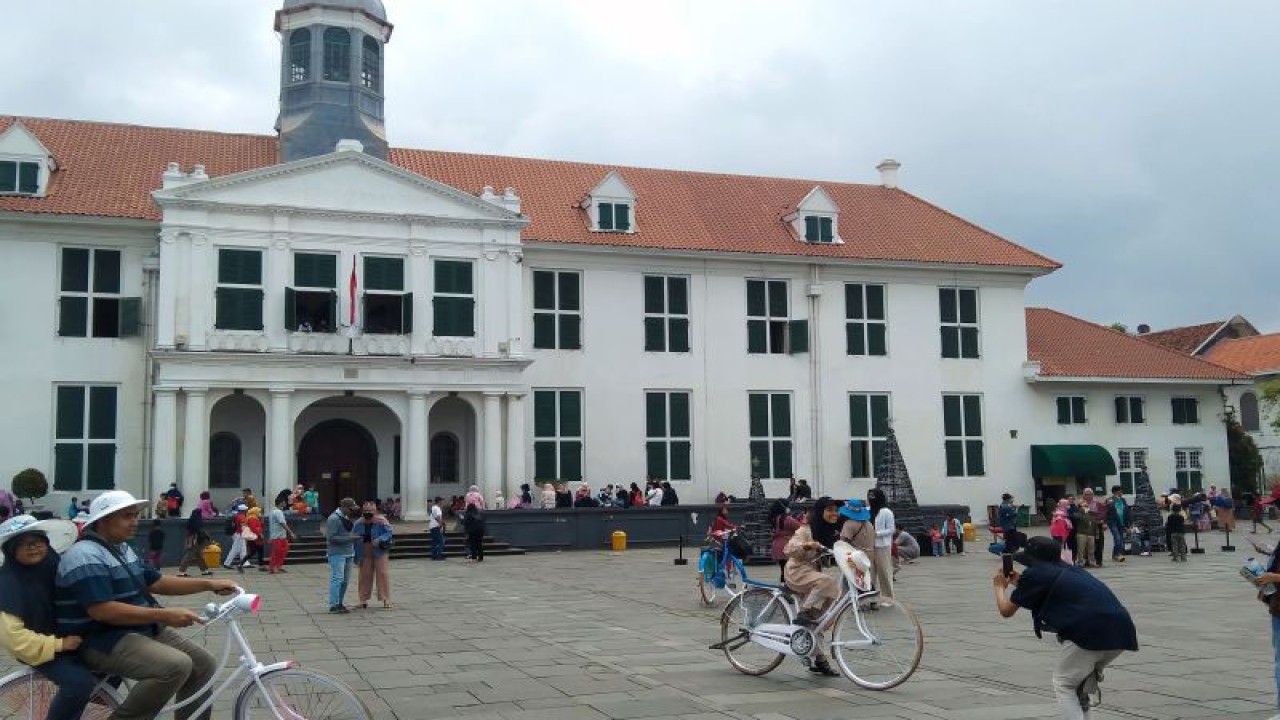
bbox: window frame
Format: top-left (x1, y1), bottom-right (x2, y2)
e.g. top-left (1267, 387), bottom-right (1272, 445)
top-left (215, 248), bottom-right (265, 332)
top-left (431, 258), bottom-right (475, 338)
top-left (1055, 395), bottom-right (1088, 425)
top-left (361, 254), bottom-right (409, 335)
top-left (0, 159), bottom-right (41, 195)
top-left (803, 215), bottom-right (835, 243)
top-left (942, 393), bottom-right (985, 477)
top-left (939, 287), bottom-right (980, 359)
top-left (531, 269), bottom-right (582, 350)
top-left (1116, 448), bottom-right (1147, 495)
top-left (51, 384), bottom-right (118, 492)
top-left (643, 275), bottom-right (690, 353)
top-left (289, 251), bottom-right (338, 333)
top-left (288, 28), bottom-right (311, 83)
top-left (1241, 392), bottom-right (1261, 432)
top-left (57, 247), bottom-right (125, 338)
top-left (1171, 397), bottom-right (1200, 425)
top-left (532, 389), bottom-right (584, 481)
top-left (360, 35), bottom-right (381, 91)
top-left (322, 27), bottom-right (351, 82)
top-left (208, 432), bottom-right (242, 489)
top-left (746, 278), bottom-right (790, 355)
top-left (645, 390), bottom-right (692, 481)
top-left (1114, 395), bottom-right (1146, 425)
top-left (849, 393), bottom-right (891, 479)
top-left (748, 392), bottom-right (793, 480)
top-left (844, 283), bottom-right (887, 356)
top-left (1174, 447), bottom-right (1203, 492)
top-left (595, 201), bottom-right (632, 232)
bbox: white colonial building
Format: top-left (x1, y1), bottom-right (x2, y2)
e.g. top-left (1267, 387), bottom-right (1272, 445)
top-left (0, 0), bottom-right (1249, 521)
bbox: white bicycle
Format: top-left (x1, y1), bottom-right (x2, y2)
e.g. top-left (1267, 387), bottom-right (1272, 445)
top-left (712, 540), bottom-right (923, 690)
top-left (0, 588), bottom-right (371, 719)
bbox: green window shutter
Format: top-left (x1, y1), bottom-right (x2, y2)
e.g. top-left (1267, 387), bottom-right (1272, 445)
top-left (960, 327), bottom-right (979, 358)
top-left (598, 202), bottom-right (614, 231)
top-left (942, 396), bottom-right (961, 437)
top-left (283, 287), bottom-right (297, 330)
top-left (644, 317), bottom-right (665, 352)
top-left (643, 276), bottom-right (664, 314)
top-left (438, 260), bottom-right (474, 295)
top-left (558, 313), bottom-right (581, 349)
top-left (1131, 398), bottom-right (1144, 424)
top-left (646, 441), bottom-right (667, 480)
top-left (1171, 399), bottom-right (1184, 424)
top-left (560, 441), bottom-right (583, 481)
top-left (533, 441), bottom-right (557, 479)
top-left (668, 277), bottom-right (688, 315)
top-left (1072, 397), bottom-right (1086, 423)
top-left (749, 441), bottom-right (770, 476)
top-left (533, 271), bottom-right (555, 310)
top-left (1057, 397), bottom-right (1071, 424)
top-left (963, 395), bottom-right (982, 436)
top-left (846, 323), bottom-right (864, 355)
top-left (532, 313), bottom-right (555, 349)
top-left (560, 391), bottom-right (582, 437)
top-left (93, 250), bottom-right (121, 293)
top-left (849, 395), bottom-right (869, 437)
top-left (62, 248), bottom-right (89, 291)
top-left (788, 319), bottom-right (809, 354)
top-left (1187, 400), bottom-right (1198, 424)
top-left (117, 297), bottom-right (142, 337)
top-left (557, 273), bottom-right (579, 311)
top-left (86, 445), bottom-right (116, 490)
top-left (771, 394), bottom-right (791, 437)
top-left (668, 318), bottom-right (690, 352)
top-left (867, 323), bottom-right (887, 356)
top-left (670, 441), bottom-right (691, 480)
top-left (56, 386), bottom-right (86, 439)
top-left (58, 297), bottom-right (87, 337)
top-left (772, 440), bottom-right (793, 479)
top-left (939, 288), bottom-right (957, 323)
top-left (819, 217), bottom-right (833, 242)
top-left (646, 393), bottom-right (667, 437)
top-left (241, 289), bottom-right (264, 330)
top-left (966, 440), bottom-right (986, 476)
top-left (940, 326), bottom-right (959, 358)
top-left (533, 391), bottom-right (556, 437)
top-left (294, 253), bottom-right (335, 287)
top-left (0, 161), bottom-right (15, 192)
top-left (433, 297), bottom-right (474, 337)
top-left (851, 441), bottom-right (869, 478)
top-left (327, 290), bottom-right (338, 330)
top-left (746, 280), bottom-right (766, 317)
top-left (747, 320), bottom-right (766, 354)
top-left (804, 216), bottom-right (819, 242)
top-left (364, 257), bottom-right (404, 291)
top-left (767, 281), bottom-right (788, 317)
top-left (870, 396), bottom-right (890, 436)
top-left (53, 444), bottom-right (83, 491)
top-left (871, 439), bottom-right (886, 477)
top-left (219, 249), bottom-right (262, 285)
top-left (845, 284), bottom-right (864, 319)
top-left (944, 440), bottom-right (965, 477)
top-left (88, 387), bottom-right (116, 440)
top-left (1114, 397), bottom-right (1127, 423)
top-left (17, 163), bottom-right (39, 194)
top-left (670, 393), bottom-right (690, 436)
top-left (958, 289), bottom-right (978, 324)
top-left (615, 204), bottom-right (631, 231)
top-left (400, 292), bottom-right (412, 333)
top-left (865, 285), bottom-right (885, 321)
top-left (748, 394), bottom-right (769, 437)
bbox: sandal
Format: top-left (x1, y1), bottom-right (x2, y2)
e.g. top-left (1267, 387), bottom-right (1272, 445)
top-left (383, 601), bottom-right (393, 609)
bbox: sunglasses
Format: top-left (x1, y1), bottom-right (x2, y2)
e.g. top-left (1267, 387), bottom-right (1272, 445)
top-left (13, 536), bottom-right (49, 551)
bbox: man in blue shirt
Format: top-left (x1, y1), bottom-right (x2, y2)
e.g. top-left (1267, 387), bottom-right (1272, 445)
top-left (56, 491), bottom-right (236, 720)
top-left (993, 536), bottom-right (1138, 719)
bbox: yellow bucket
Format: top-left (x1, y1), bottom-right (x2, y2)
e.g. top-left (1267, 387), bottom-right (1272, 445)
top-left (611, 531), bottom-right (627, 552)
top-left (962, 522), bottom-right (976, 543)
top-left (203, 542), bottom-right (222, 569)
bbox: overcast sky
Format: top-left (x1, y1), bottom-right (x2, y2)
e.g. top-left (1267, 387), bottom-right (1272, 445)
top-left (5, 1), bottom-right (1276, 333)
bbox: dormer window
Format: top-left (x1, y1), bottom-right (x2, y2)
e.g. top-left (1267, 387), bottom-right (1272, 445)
top-left (0, 121), bottom-right (56, 198)
top-left (597, 202), bottom-right (631, 232)
top-left (0, 160), bottom-right (40, 195)
top-left (785, 186), bottom-right (841, 244)
top-left (804, 215), bottom-right (834, 243)
top-left (584, 170), bottom-right (637, 234)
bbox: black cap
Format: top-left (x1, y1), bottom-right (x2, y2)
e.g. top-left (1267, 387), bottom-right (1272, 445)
top-left (1001, 493), bottom-right (1013, 500)
top-left (1012, 536), bottom-right (1061, 567)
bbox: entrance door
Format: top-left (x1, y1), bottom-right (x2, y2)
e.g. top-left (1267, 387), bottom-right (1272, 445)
top-left (297, 420), bottom-right (378, 514)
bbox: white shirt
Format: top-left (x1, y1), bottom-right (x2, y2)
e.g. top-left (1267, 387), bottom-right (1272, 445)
top-left (646, 488), bottom-right (663, 506)
top-left (428, 505), bottom-right (443, 530)
top-left (873, 507), bottom-right (895, 548)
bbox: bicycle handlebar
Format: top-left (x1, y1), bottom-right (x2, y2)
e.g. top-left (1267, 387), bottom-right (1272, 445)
top-left (199, 586), bottom-right (260, 623)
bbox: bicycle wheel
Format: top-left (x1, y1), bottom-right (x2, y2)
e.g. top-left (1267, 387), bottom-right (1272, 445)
top-left (234, 668), bottom-right (372, 720)
top-left (0, 669), bottom-right (118, 719)
top-left (720, 588), bottom-right (794, 676)
top-left (829, 596), bottom-right (923, 690)
top-left (697, 550), bottom-right (717, 606)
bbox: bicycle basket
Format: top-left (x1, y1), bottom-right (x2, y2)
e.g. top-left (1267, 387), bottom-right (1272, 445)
top-left (728, 532), bottom-right (753, 559)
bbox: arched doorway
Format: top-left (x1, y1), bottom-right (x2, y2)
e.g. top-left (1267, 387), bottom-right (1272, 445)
top-left (298, 419), bottom-right (378, 513)
top-left (430, 432), bottom-right (460, 483)
top-left (427, 396), bottom-right (476, 491)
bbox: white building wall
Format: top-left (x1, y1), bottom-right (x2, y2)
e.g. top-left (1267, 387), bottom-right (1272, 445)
top-left (1225, 379), bottom-right (1280, 489)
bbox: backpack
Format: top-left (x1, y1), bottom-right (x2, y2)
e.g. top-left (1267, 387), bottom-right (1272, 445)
top-left (166, 495), bottom-right (179, 511)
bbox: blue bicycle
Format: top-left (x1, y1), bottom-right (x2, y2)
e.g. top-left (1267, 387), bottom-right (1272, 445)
top-left (697, 529), bottom-right (750, 605)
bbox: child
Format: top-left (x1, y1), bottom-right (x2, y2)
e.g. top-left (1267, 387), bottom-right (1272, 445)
top-left (927, 524), bottom-right (943, 557)
top-left (1166, 504), bottom-right (1188, 561)
top-left (146, 518), bottom-right (165, 569)
top-left (1050, 500), bottom-right (1073, 564)
top-left (0, 515), bottom-right (95, 720)
top-left (941, 512), bottom-right (964, 555)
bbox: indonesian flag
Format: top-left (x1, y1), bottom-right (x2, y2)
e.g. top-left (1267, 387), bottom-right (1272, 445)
top-left (348, 257), bottom-right (358, 327)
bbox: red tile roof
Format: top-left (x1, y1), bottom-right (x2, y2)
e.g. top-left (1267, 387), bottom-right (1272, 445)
top-left (1026, 308), bottom-right (1248, 381)
top-left (0, 116), bottom-right (1060, 270)
top-left (1139, 321), bottom-right (1224, 354)
top-left (1204, 334), bottom-right (1280, 375)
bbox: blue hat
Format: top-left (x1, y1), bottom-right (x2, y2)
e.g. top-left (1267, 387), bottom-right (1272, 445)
top-left (838, 499), bottom-right (870, 521)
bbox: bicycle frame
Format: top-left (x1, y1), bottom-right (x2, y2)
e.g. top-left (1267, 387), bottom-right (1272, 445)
top-left (702, 530), bottom-right (755, 590)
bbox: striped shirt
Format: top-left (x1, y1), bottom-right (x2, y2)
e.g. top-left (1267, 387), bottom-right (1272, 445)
top-left (55, 538), bottom-right (161, 653)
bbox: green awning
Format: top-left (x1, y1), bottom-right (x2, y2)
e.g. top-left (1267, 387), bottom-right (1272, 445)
top-left (1030, 445), bottom-right (1117, 478)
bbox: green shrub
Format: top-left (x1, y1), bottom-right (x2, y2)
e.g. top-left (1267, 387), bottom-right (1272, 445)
top-left (11, 468), bottom-right (48, 504)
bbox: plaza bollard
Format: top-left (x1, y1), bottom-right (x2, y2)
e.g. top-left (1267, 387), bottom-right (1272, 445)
top-left (1222, 525), bottom-right (1236, 553)
top-left (673, 534), bottom-right (689, 565)
top-left (1190, 523), bottom-right (1205, 554)
top-left (611, 530), bottom-right (627, 552)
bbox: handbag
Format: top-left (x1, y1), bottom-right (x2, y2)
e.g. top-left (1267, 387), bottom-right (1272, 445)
top-left (240, 526), bottom-right (259, 542)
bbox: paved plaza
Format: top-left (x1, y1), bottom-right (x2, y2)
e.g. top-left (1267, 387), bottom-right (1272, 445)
top-left (6, 540), bottom-right (1278, 719)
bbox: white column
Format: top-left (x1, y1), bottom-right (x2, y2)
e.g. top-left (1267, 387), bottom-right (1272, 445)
top-left (409, 246), bottom-right (430, 355)
top-left (267, 389), bottom-right (293, 499)
top-left (180, 388), bottom-right (208, 501)
top-left (404, 392), bottom-right (428, 521)
top-left (156, 234), bottom-right (178, 349)
top-left (187, 234), bottom-right (210, 350)
top-left (482, 392), bottom-right (503, 501)
top-left (266, 239), bottom-right (291, 352)
top-left (505, 392), bottom-right (525, 501)
top-left (151, 388), bottom-right (179, 500)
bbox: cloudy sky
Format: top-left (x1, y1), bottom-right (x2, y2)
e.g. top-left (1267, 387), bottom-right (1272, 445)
top-left (5, 1), bottom-right (1276, 333)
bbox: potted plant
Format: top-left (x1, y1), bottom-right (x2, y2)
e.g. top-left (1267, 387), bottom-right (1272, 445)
top-left (11, 468), bottom-right (49, 512)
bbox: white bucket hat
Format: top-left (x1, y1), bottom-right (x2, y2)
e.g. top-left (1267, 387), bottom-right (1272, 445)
top-left (83, 490), bottom-right (149, 527)
top-left (0, 515), bottom-right (78, 565)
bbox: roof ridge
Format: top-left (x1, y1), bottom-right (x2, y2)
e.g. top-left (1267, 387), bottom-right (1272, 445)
top-left (2, 115), bottom-right (273, 142)
top-left (897, 192), bottom-right (1062, 270)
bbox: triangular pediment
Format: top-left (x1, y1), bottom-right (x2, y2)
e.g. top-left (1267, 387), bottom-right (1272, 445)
top-left (795, 186), bottom-right (838, 214)
top-left (586, 170), bottom-right (635, 202)
top-left (153, 150), bottom-right (522, 223)
top-left (0, 120), bottom-right (55, 167)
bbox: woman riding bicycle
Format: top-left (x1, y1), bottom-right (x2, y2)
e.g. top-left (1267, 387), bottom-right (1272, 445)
top-left (783, 496), bottom-right (843, 676)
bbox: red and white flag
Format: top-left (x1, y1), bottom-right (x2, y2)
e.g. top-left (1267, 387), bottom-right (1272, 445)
top-left (348, 257), bottom-right (358, 329)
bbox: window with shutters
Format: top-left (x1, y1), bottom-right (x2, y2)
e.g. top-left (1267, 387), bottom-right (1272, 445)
top-left (643, 275), bottom-right (690, 353)
top-left (1171, 397), bottom-right (1199, 425)
top-left (0, 160), bottom-right (41, 195)
top-left (1114, 396), bottom-right (1145, 424)
top-left (1055, 396), bottom-right (1087, 425)
top-left (430, 433), bottom-right (460, 483)
top-left (746, 279), bottom-right (789, 354)
top-left (288, 29), bottom-right (310, 83)
top-left (595, 202), bottom-right (632, 232)
top-left (58, 248), bottom-right (138, 338)
top-left (845, 283), bottom-right (887, 356)
top-left (432, 259), bottom-right (474, 337)
top-left (849, 394), bottom-right (890, 479)
top-left (288, 252), bottom-right (337, 333)
top-left (748, 392), bottom-right (792, 479)
top-left (1241, 392), bottom-right (1261, 432)
top-left (215, 249), bottom-right (264, 331)
top-left (322, 27), bottom-right (350, 82)
top-left (209, 433), bottom-right (241, 489)
top-left (52, 385), bottom-right (117, 492)
top-left (646, 391), bottom-right (692, 481)
top-left (1174, 447), bottom-right (1203, 492)
top-left (532, 270), bottom-right (581, 350)
top-left (803, 215), bottom-right (834, 243)
top-left (360, 36), bottom-right (381, 91)
top-left (943, 394), bottom-right (985, 477)
top-left (362, 256), bottom-right (410, 335)
top-left (1116, 448), bottom-right (1147, 495)
top-left (939, 287), bottom-right (980, 359)
top-left (533, 389), bottom-right (583, 481)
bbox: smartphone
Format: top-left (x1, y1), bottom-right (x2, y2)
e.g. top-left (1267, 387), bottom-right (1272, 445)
top-left (1002, 554), bottom-right (1014, 579)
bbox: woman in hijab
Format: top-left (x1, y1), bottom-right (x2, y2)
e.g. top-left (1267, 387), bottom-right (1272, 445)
top-left (176, 508), bottom-right (214, 577)
top-left (464, 484), bottom-right (487, 511)
top-left (769, 499), bottom-right (801, 583)
top-left (352, 501), bottom-right (393, 608)
top-left (520, 483), bottom-right (534, 508)
top-left (0, 515), bottom-right (95, 720)
top-left (461, 503), bottom-right (486, 562)
top-left (782, 497), bottom-right (842, 676)
top-left (197, 491), bottom-right (217, 519)
top-left (867, 488), bottom-right (896, 600)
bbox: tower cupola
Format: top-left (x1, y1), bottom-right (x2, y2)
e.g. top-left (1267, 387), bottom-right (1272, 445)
top-left (275, 0), bottom-right (393, 162)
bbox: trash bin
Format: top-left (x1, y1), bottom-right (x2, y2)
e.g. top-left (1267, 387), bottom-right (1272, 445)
top-left (962, 522), bottom-right (976, 543)
top-left (611, 531), bottom-right (627, 552)
top-left (203, 542), bottom-right (222, 569)
top-left (1017, 506), bottom-right (1031, 528)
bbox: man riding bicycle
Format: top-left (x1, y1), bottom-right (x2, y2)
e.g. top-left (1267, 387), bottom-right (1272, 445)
top-left (55, 491), bottom-right (237, 720)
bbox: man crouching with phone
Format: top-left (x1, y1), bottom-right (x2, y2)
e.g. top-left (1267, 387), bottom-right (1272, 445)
top-left (993, 536), bottom-right (1137, 719)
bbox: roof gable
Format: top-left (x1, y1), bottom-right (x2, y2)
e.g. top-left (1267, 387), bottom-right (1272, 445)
top-left (795, 186), bottom-right (838, 214)
top-left (0, 121), bottom-right (55, 165)
top-left (1204, 333), bottom-right (1280, 375)
top-left (584, 170), bottom-right (635, 202)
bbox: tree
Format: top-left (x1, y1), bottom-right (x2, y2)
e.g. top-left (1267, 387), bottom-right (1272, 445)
top-left (1108, 322), bottom-right (1129, 334)
top-left (1225, 412), bottom-right (1263, 498)
top-left (11, 468), bottom-right (49, 506)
